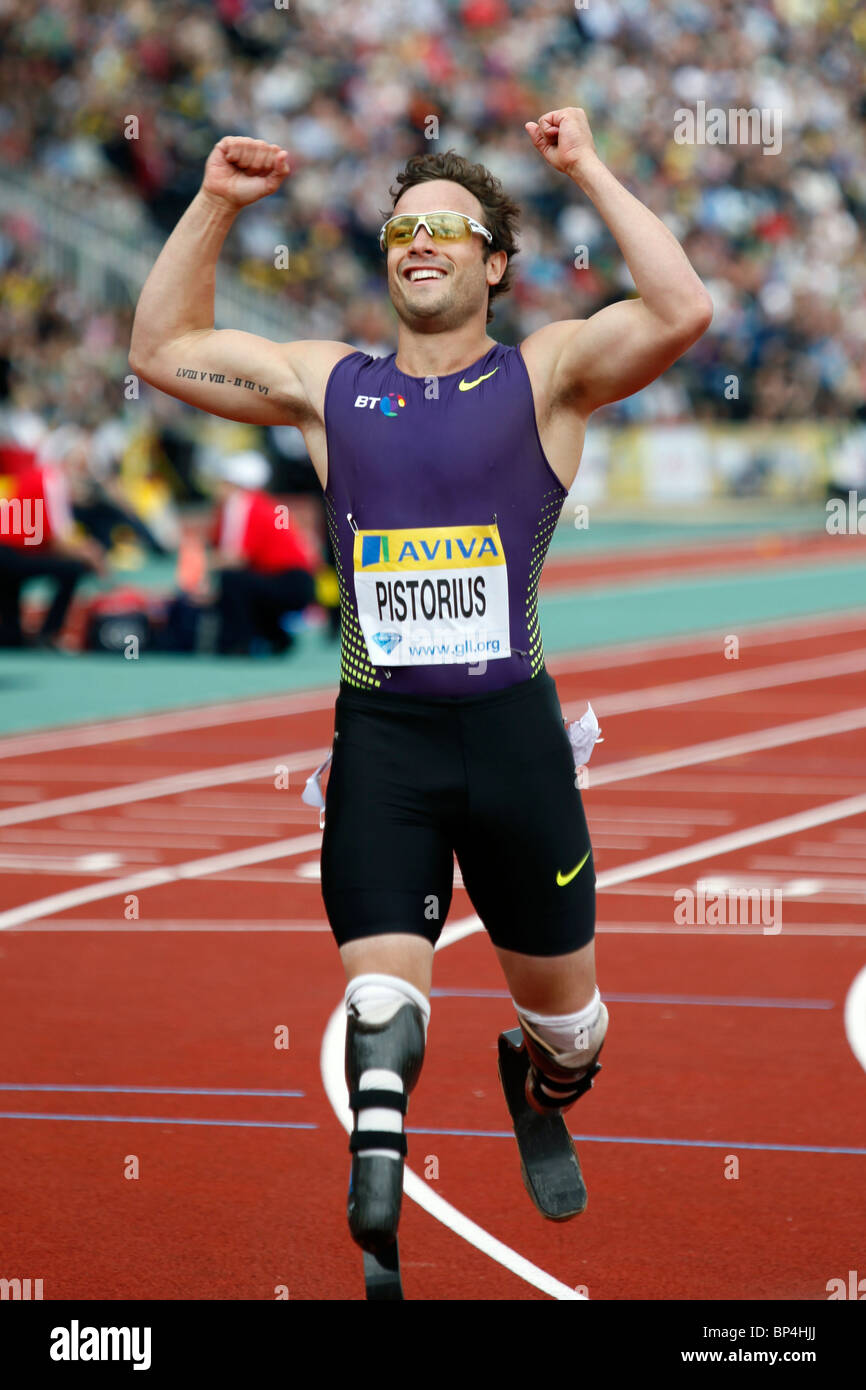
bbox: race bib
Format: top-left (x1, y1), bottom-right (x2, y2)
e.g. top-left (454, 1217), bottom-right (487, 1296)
top-left (353, 522), bottom-right (511, 666)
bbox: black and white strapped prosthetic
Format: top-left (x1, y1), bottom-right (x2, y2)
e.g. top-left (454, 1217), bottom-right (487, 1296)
top-left (344, 974), bottom-right (429, 1259)
top-left (498, 989), bottom-right (609, 1221)
top-left (516, 988), bottom-right (608, 1113)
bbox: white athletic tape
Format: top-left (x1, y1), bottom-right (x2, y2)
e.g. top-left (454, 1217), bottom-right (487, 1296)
top-left (565, 703), bottom-right (603, 766)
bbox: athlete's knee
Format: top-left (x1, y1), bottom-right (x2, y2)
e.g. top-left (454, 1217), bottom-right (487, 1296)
top-left (345, 973), bottom-right (429, 1103)
top-left (344, 974), bottom-right (430, 1251)
top-left (514, 987), bottom-right (608, 1114)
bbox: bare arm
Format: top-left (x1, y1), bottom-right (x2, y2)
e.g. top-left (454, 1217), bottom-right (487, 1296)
top-left (129, 138), bottom-right (354, 426)
top-left (523, 109), bottom-right (713, 416)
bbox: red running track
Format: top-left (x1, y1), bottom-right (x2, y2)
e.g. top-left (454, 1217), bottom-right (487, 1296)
top-left (541, 527), bottom-right (866, 590)
top-left (1, 608), bottom-right (865, 1300)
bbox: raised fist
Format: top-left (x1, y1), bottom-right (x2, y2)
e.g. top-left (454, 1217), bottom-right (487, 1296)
top-left (525, 108), bottom-right (598, 179)
top-left (202, 137), bottom-right (291, 209)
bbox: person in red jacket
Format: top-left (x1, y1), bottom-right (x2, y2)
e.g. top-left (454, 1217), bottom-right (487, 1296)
top-left (0, 449), bottom-right (104, 649)
top-left (207, 450), bottom-right (316, 654)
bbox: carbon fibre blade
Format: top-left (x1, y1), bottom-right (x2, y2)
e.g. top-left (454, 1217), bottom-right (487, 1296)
top-left (363, 1240), bottom-right (404, 1300)
top-left (498, 1027), bottom-right (588, 1220)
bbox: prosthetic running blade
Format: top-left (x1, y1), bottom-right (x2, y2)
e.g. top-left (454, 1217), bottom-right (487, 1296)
top-left (362, 1240), bottom-right (404, 1300)
top-left (497, 1026), bottom-right (588, 1221)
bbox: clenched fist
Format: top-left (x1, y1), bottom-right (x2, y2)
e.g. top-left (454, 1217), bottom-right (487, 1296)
top-left (202, 137), bottom-right (291, 210)
top-left (525, 108), bottom-right (598, 180)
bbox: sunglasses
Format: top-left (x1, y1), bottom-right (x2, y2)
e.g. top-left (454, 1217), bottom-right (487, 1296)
top-left (379, 209), bottom-right (494, 252)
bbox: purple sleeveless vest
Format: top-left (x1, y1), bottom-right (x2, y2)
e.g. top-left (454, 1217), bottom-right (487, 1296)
top-left (323, 340), bottom-right (567, 695)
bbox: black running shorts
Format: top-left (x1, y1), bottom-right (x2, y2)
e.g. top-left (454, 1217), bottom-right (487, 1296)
top-left (320, 668), bottom-right (595, 957)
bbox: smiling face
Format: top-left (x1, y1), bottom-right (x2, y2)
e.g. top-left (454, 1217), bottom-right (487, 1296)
top-left (385, 179), bottom-right (506, 331)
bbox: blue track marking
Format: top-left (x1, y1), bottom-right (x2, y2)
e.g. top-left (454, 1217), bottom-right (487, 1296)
top-left (1, 1111), bottom-right (860, 1154)
top-left (0, 1084), bottom-right (305, 1097)
top-left (404, 1127), bottom-right (866, 1156)
top-left (0, 1111), bottom-right (316, 1129)
top-left (430, 989), bottom-right (834, 1010)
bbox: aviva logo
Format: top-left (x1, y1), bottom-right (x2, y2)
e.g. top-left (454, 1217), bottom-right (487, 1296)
top-left (357, 524), bottom-right (503, 572)
top-left (361, 534), bottom-right (391, 567)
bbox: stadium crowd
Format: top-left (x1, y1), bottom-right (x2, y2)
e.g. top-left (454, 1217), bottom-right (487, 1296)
top-left (1, 0), bottom-right (863, 433)
top-left (0, 0), bottom-right (863, 649)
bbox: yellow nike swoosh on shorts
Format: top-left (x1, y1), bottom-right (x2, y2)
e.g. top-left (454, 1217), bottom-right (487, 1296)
top-left (458, 368), bottom-right (499, 391)
top-left (556, 849), bottom-right (591, 887)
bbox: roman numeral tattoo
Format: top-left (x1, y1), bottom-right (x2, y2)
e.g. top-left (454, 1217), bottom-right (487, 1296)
top-left (175, 368), bottom-right (269, 394)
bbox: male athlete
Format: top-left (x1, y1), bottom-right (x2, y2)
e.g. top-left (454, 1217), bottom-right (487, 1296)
top-left (130, 108), bottom-right (712, 1298)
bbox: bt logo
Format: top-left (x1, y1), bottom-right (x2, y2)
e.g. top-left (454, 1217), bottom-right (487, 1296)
top-left (353, 394), bottom-right (406, 417)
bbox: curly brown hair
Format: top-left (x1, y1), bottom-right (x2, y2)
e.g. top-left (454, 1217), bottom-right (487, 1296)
top-left (386, 150), bottom-right (521, 325)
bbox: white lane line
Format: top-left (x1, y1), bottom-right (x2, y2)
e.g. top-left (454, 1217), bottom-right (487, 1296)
top-left (590, 808), bottom-right (735, 823)
top-left (568, 648), bottom-right (866, 720)
top-left (295, 862), bottom-right (321, 881)
top-left (0, 851), bottom-right (127, 873)
top-left (6, 739), bottom-right (866, 931)
top-left (61, 817), bottom-right (288, 841)
top-left (588, 836), bottom-right (654, 849)
top-left (3, 607), bottom-right (866, 763)
top-left (17, 919), bottom-right (333, 932)
top-left (595, 923), bottom-right (866, 936)
top-left (844, 966), bottom-right (866, 1075)
top-left (207, 869), bottom-right (316, 884)
top-left (121, 804), bottom-right (295, 823)
top-left (592, 707), bottom-right (866, 787)
top-left (320, 920), bottom-right (586, 1304)
top-left (621, 774), bottom-right (863, 797)
top-left (750, 856), bottom-right (866, 875)
top-left (0, 749), bottom-right (329, 828)
top-left (7, 704), bottom-right (865, 833)
top-left (0, 828), bottom-right (220, 850)
top-left (0, 688), bottom-right (336, 761)
top-left (598, 877), bottom-right (866, 902)
top-left (777, 842), bottom-right (866, 859)
top-left (17, 919), bottom-right (866, 937)
top-left (596, 793), bottom-right (866, 888)
top-left (0, 832), bottom-right (323, 931)
top-left (177, 795), bottom-right (313, 811)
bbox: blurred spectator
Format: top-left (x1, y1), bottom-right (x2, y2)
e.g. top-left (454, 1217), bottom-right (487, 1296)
top-left (55, 421), bottom-right (173, 558)
top-left (203, 450), bottom-right (316, 655)
top-left (0, 428), bottom-right (105, 648)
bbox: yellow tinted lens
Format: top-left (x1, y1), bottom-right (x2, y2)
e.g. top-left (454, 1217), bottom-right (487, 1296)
top-left (386, 217), bottom-right (418, 246)
top-left (384, 213), bottom-right (469, 247)
top-left (426, 213), bottom-right (468, 240)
